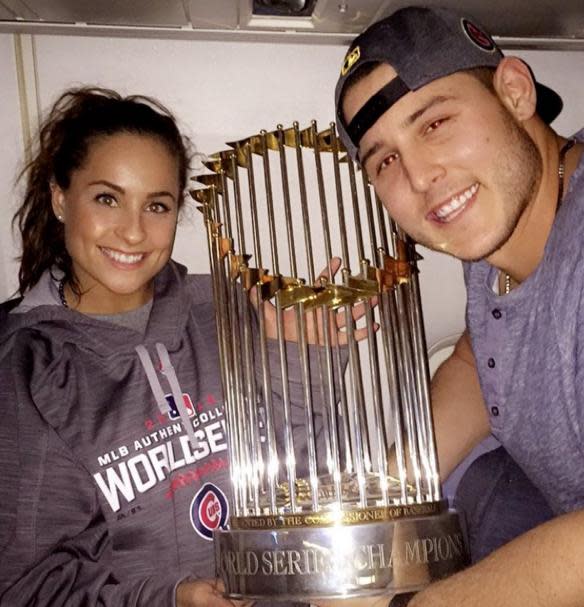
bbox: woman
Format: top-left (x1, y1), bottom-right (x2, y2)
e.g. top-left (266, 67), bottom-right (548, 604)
top-left (0, 87), bottom-right (367, 607)
top-left (0, 87), bottom-right (261, 607)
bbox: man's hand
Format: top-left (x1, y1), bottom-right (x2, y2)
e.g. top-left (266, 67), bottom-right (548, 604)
top-left (256, 257), bottom-right (378, 345)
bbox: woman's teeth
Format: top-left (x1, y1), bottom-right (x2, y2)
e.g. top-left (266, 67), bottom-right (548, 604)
top-left (101, 248), bottom-right (144, 264)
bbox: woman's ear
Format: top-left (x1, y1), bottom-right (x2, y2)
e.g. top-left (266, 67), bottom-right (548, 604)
top-left (493, 57), bottom-right (538, 122)
top-left (50, 180), bottom-right (66, 223)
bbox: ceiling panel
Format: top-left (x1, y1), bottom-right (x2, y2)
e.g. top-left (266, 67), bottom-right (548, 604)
top-left (0, 0), bottom-right (582, 47)
top-left (0, 0), bottom-right (39, 20)
top-left (187, 0), bottom-right (239, 30)
top-left (26, 0), bottom-right (188, 27)
top-left (0, 5), bottom-right (14, 20)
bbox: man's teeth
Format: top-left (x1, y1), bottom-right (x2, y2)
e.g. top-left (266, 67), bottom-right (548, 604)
top-left (435, 183), bottom-right (479, 219)
top-left (102, 248), bottom-right (144, 264)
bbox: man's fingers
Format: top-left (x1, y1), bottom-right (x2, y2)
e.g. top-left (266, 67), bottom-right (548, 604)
top-left (354, 325), bottom-right (379, 341)
top-left (335, 305), bottom-right (363, 330)
top-left (316, 256), bottom-right (342, 283)
top-left (335, 300), bottom-right (379, 331)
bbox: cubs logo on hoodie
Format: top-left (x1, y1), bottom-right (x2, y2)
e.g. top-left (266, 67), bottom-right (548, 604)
top-left (190, 482), bottom-right (229, 540)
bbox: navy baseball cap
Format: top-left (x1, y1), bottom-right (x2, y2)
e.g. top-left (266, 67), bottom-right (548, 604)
top-left (335, 6), bottom-right (563, 160)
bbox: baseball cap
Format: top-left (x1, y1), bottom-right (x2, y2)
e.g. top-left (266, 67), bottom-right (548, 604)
top-left (335, 6), bottom-right (563, 160)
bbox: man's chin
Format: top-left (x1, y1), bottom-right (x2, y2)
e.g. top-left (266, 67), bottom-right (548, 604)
top-left (386, 220), bottom-right (514, 262)
top-left (419, 233), bottom-right (512, 263)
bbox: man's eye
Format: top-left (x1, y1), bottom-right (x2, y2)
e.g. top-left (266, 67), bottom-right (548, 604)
top-left (378, 153), bottom-right (398, 174)
top-left (425, 118), bottom-right (446, 133)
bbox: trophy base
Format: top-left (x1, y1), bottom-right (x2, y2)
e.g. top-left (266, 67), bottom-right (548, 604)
top-left (215, 508), bottom-right (468, 601)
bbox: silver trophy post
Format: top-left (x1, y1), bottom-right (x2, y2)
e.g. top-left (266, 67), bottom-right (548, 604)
top-left (191, 121), bottom-right (468, 602)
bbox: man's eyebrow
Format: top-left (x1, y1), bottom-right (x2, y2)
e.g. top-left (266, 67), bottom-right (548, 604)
top-left (403, 95), bottom-right (455, 128)
top-left (359, 142), bottom-right (382, 171)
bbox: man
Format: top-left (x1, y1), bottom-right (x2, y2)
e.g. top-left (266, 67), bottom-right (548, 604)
top-left (334, 6), bottom-right (584, 606)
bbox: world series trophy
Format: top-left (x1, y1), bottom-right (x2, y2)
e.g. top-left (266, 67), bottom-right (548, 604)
top-left (191, 121), bottom-right (468, 601)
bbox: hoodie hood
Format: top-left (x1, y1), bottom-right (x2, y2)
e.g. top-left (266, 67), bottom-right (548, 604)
top-left (0, 261), bottom-right (193, 356)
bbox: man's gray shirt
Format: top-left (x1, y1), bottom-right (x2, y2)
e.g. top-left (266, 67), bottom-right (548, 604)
top-left (463, 129), bottom-right (584, 515)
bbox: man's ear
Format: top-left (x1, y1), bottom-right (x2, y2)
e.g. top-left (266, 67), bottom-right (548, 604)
top-left (493, 57), bottom-right (538, 122)
top-left (50, 180), bottom-right (66, 222)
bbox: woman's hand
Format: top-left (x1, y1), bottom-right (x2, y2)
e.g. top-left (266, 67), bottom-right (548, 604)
top-left (176, 578), bottom-right (244, 607)
top-left (314, 595), bottom-right (393, 607)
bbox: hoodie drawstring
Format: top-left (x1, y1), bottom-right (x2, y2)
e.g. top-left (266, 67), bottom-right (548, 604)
top-left (135, 343), bottom-right (199, 449)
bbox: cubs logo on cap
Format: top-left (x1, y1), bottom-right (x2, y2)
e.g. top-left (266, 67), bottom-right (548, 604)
top-left (190, 482), bottom-right (229, 541)
top-left (461, 18), bottom-right (496, 52)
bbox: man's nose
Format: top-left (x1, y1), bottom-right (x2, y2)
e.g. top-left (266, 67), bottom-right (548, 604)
top-left (403, 150), bottom-right (446, 193)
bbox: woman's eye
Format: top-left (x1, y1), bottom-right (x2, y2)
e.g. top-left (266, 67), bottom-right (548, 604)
top-left (148, 201), bottom-right (171, 214)
top-left (96, 193), bottom-right (117, 207)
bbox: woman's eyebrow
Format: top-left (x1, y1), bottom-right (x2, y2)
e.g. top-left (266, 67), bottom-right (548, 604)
top-left (88, 181), bottom-right (176, 201)
top-left (88, 179), bottom-right (124, 193)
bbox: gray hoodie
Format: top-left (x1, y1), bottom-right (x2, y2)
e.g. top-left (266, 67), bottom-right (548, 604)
top-left (0, 261), bottom-right (323, 606)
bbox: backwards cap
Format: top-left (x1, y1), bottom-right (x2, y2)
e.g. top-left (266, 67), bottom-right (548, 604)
top-left (335, 6), bottom-right (563, 160)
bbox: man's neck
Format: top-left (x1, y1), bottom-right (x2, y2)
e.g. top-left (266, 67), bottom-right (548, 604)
top-left (487, 130), bottom-right (582, 284)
